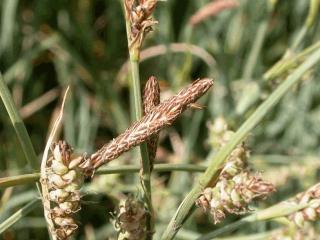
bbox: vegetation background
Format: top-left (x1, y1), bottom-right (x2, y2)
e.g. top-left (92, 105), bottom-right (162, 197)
top-left (1, 0), bottom-right (320, 239)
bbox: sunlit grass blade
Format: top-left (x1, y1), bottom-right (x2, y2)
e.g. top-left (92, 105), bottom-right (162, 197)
top-left (0, 73), bottom-right (38, 169)
top-left (0, 173), bottom-right (40, 189)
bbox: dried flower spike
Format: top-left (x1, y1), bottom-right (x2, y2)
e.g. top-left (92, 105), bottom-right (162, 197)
top-left (143, 76), bottom-right (160, 171)
top-left (114, 197), bottom-right (147, 240)
top-left (87, 78), bottom-right (213, 172)
top-left (125, 0), bottom-right (158, 52)
top-left (44, 141), bottom-right (84, 240)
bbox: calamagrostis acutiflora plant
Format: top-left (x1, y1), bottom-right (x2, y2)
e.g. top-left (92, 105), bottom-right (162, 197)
top-left (86, 78), bottom-right (213, 172)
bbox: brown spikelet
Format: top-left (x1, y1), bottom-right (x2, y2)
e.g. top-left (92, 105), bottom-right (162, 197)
top-left (87, 78), bottom-right (213, 172)
top-left (143, 76), bottom-right (160, 114)
top-left (143, 76), bottom-right (160, 171)
top-left (125, 0), bottom-right (158, 50)
top-left (189, 0), bottom-right (239, 26)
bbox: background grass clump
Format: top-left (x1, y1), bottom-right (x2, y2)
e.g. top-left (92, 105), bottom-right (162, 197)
top-left (1, 0), bottom-right (320, 239)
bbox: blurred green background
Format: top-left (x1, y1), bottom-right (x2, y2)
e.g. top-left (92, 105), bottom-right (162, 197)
top-left (1, 0), bottom-right (320, 239)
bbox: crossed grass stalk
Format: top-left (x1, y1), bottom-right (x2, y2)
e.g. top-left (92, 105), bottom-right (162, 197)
top-left (123, 1), bottom-right (160, 237)
top-left (87, 78), bottom-right (213, 171)
top-left (40, 76), bottom-right (213, 239)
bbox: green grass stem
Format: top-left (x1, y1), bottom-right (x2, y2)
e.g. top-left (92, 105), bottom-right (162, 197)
top-left (0, 163), bottom-right (207, 189)
top-left (0, 199), bottom-right (39, 234)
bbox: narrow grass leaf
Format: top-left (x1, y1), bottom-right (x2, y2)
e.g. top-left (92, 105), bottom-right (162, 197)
top-left (0, 199), bottom-right (39, 234)
top-left (0, 72), bottom-right (38, 169)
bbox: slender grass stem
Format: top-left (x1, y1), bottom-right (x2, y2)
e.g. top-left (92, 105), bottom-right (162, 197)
top-left (123, 2), bottom-right (154, 238)
top-left (0, 164), bottom-right (207, 188)
top-left (242, 21), bottom-right (268, 81)
top-left (0, 73), bottom-right (38, 170)
top-left (0, 173), bottom-right (40, 188)
top-left (0, 72), bottom-right (43, 196)
top-left (291, 0), bottom-right (319, 50)
top-left (129, 40), bottom-right (155, 240)
top-left (264, 40), bottom-right (320, 81)
top-left (161, 45), bottom-right (320, 240)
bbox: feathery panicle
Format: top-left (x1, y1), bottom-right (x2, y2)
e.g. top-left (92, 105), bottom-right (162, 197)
top-left (143, 76), bottom-right (160, 171)
top-left (86, 78), bottom-right (213, 173)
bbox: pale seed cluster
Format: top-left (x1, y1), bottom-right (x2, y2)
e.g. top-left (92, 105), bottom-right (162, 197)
top-left (197, 118), bottom-right (275, 224)
top-left (208, 116), bottom-right (230, 149)
top-left (209, 117), bottom-right (249, 178)
top-left (289, 183), bottom-right (320, 228)
top-left (46, 141), bottom-right (84, 239)
top-left (115, 198), bottom-right (147, 240)
top-left (197, 172), bottom-right (275, 224)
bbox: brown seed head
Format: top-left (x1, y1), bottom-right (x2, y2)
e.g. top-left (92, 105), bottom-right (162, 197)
top-left (143, 76), bottom-right (160, 170)
top-left (125, 0), bottom-right (158, 50)
top-left (87, 78), bottom-right (213, 172)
